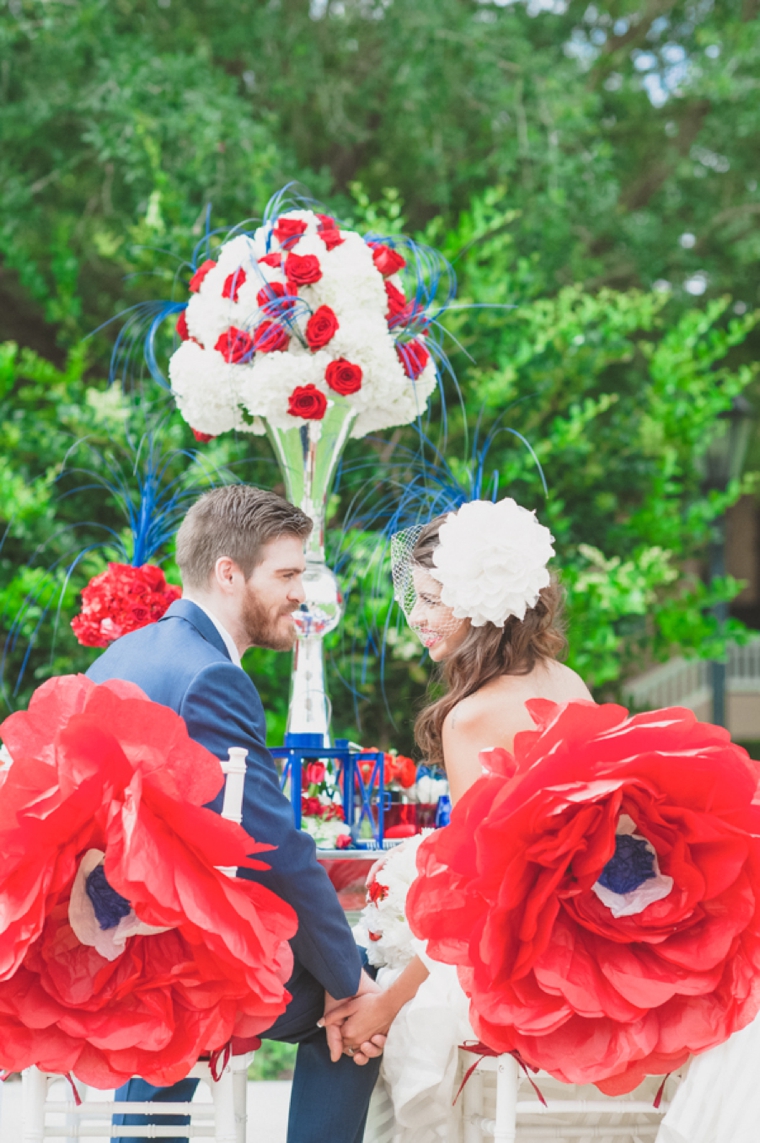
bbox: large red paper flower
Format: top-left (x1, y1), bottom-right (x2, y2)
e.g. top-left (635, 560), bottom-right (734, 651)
top-left (0, 676), bottom-right (296, 1088)
top-left (71, 564), bottom-right (181, 649)
top-left (407, 700), bottom-right (760, 1095)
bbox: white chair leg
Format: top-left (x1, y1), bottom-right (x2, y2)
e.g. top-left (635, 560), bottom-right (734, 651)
top-left (22, 1067), bottom-right (47, 1143)
top-left (462, 1066), bottom-right (484, 1143)
top-left (210, 1063), bottom-right (237, 1143)
top-left (65, 1078), bottom-right (87, 1143)
top-left (232, 1061), bottom-right (248, 1143)
top-left (493, 1055), bottom-right (519, 1143)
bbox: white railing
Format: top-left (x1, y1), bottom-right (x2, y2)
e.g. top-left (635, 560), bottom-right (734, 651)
top-left (624, 636), bottom-right (760, 713)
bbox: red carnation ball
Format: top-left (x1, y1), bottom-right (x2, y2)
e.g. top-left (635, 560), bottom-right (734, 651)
top-left (215, 327), bottom-right (255, 364)
top-left (408, 699), bottom-right (760, 1095)
top-left (284, 253), bottom-right (322, 286)
top-left (257, 282), bottom-right (298, 316)
top-left (396, 339), bottom-right (430, 379)
top-left (325, 358), bottom-right (363, 396)
top-left (305, 306), bottom-right (339, 350)
top-left (372, 244), bottom-right (407, 277)
top-left (188, 259), bottom-right (216, 292)
top-left (253, 320), bottom-right (289, 354)
top-left (287, 384), bottom-right (328, 421)
top-left (273, 218), bottom-right (307, 250)
top-left (71, 564), bottom-right (182, 649)
top-left (222, 268), bottom-right (246, 302)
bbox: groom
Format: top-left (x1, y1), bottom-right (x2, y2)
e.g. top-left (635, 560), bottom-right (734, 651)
top-left (87, 485), bottom-right (383, 1143)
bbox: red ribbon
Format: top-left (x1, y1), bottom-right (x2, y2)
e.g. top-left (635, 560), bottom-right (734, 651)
top-left (455, 1040), bottom-right (547, 1108)
top-left (65, 1073), bottom-right (82, 1106)
top-left (653, 1073), bottom-right (671, 1109)
top-left (208, 1041), bottom-right (232, 1083)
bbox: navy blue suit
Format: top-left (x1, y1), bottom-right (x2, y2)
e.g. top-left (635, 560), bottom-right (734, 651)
top-left (87, 599), bottom-right (379, 1143)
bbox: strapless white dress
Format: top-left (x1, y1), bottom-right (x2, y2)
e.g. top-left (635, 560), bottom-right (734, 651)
top-left (357, 836), bottom-right (760, 1143)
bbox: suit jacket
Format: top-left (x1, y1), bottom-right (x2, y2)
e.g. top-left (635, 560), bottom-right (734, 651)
top-left (86, 598), bottom-right (362, 1001)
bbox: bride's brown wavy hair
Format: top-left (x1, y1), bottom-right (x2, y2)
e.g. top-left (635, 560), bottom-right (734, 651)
top-left (413, 515), bottom-right (567, 766)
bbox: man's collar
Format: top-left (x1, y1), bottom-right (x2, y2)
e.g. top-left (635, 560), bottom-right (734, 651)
top-left (160, 598), bottom-right (242, 668)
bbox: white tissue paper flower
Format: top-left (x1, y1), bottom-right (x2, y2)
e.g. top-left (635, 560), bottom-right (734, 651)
top-left (431, 498), bottom-right (555, 627)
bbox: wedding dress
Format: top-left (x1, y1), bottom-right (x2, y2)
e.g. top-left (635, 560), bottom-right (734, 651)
top-left (357, 836), bottom-right (760, 1143)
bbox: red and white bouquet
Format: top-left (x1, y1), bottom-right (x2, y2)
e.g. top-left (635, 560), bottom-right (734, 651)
top-left (170, 209), bottom-right (439, 440)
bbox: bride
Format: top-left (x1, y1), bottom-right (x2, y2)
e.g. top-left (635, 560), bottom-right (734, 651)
top-left (327, 498), bottom-right (760, 1143)
top-left (324, 498), bottom-right (593, 1139)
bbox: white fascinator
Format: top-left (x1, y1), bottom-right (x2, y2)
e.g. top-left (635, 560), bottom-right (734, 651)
top-left (391, 498), bottom-right (555, 633)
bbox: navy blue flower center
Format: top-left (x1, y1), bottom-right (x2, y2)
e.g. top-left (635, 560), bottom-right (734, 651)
top-left (597, 834), bottom-right (656, 896)
top-left (85, 865), bottom-right (132, 930)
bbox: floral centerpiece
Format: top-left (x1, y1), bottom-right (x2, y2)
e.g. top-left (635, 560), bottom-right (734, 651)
top-left (169, 210), bottom-right (439, 440)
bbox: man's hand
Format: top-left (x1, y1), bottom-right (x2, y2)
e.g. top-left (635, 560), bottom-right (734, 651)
top-left (320, 972), bottom-right (385, 1064)
top-left (322, 990), bottom-right (395, 1060)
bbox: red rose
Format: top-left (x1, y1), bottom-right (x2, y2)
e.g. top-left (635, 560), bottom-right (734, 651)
top-left (252, 320), bottom-right (289, 353)
top-left (301, 795), bottom-right (322, 817)
top-left (188, 258), bottom-right (216, 292)
top-left (396, 339), bottom-right (430, 379)
top-left (305, 305), bottom-right (339, 350)
top-left (397, 755), bottom-right (418, 789)
top-left (215, 327), bottom-right (255, 363)
top-left (372, 244), bottom-right (407, 277)
top-left (335, 834), bottom-right (352, 850)
top-left (284, 252), bottom-right (322, 286)
top-left (176, 310), bottom-right (190, 340)
top-left (316, 214), bottom-right (344, 250)
top-left (259, 252), bottom-right (282, 268)
top-left (256, 281), bottom-right (298, 316)
top-left (385, 280), bottom-right (407, 320)
top-left (368, 880), bottom-right (389, 904)
top-left (222, 267), bottom-right (246, 302)
top-left (273, 218), bottom-right (307, 250)
top-left (191, 428), bottom-right (216, 443)
top-left (287, 384), bottom-right (328, 421)
top-left (325, 358), bottom-right (363, 396)
top-left (408, 700), bottom-right (760, 1095)
top-left (306, 761), bottom-right (327, 786)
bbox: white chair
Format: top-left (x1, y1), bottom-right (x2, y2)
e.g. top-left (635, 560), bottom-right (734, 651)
top-left (21, 747), bottom-right (253, 1143)
top-left (459, 1051), bottom-right (673, 1143)
top-left (21, 1053), bottom-right (252, 1142)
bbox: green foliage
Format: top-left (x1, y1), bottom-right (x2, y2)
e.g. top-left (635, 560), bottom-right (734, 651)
top-left (248, 1040), bottom-right (297, 1082)
top-left (1, 0), bottom-right (759, 751)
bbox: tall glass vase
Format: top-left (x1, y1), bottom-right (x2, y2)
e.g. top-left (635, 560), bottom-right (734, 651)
top-left (266, 404), bottom-right (357, 745)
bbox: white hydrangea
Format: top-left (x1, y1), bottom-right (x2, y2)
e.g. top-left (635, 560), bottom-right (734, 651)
top-left (431, 498), bottom-right (556, 627)
top-left (169, 209), bottom-right (438, 440)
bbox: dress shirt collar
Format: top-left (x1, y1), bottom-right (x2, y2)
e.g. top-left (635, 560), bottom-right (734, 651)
top-left (184, 599), bottom-right (242, 668)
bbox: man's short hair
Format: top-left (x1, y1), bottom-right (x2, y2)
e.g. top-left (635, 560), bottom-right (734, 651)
top-left (176, 485), bottom-right (312, 588)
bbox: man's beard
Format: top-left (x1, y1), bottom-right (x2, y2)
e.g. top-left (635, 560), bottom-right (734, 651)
top-left (242, 591), bottom-right (295, 652)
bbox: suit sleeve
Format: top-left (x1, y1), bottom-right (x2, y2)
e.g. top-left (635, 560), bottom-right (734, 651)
top-left (179, 660), bottom-right (363, 1000)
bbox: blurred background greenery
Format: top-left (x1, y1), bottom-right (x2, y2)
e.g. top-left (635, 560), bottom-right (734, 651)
top-left (1, 0), bottom-right (759, 752)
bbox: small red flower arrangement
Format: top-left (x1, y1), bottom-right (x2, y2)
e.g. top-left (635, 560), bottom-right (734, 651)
top-left (408, 699), bottom-right (760, 1095)
top-left (71, 563), bottom-right (181, 649)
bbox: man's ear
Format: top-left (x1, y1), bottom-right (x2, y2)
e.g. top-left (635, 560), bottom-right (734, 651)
top-left (213, 556), bottom-right (243, 593)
